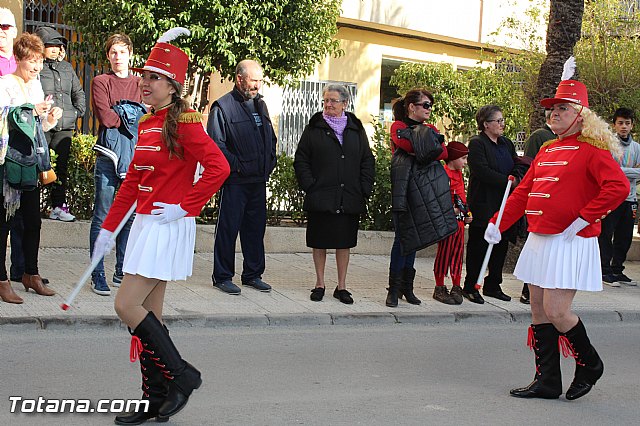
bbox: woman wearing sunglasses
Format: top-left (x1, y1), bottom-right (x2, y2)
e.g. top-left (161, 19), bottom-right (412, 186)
top-left (385, 88), bottom-right (457, 307)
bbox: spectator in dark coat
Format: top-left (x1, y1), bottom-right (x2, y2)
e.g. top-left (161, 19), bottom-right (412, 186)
top-left (462, 105), bottom-right (524, 304)
top-left (385, 89), bottom-right (457, 307)
top-left (294, 84), bottom-right (375, 304)
top-left (35, 26), bottom-right (85, 222)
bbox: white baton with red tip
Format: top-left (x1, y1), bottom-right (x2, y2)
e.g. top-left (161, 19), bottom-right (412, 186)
top-left (475, 176), bottom-right (515, 290)
top-left (61, 202), bottom-right (137, 310)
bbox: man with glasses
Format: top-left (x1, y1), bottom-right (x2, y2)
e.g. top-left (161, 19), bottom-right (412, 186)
top-left (0, 8), bottom-right (17, 77)
top-left (206, 59), bottom-right (277, 295)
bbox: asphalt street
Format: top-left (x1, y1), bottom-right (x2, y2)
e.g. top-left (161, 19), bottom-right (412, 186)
top-left (1, 322), bottom-right (638, 426)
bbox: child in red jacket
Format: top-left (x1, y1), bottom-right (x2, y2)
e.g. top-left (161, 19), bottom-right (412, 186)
top-left (433, 141), bottom-right (472, 304)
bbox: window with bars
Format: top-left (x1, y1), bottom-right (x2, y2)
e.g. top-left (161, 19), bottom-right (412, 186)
top-left (278, 80), bottom-right (357, 156)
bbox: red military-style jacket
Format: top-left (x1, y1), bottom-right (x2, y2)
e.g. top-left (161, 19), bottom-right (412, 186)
top-left (102, 108), bottom-right (230, 232)
top-left (492, 132), bottom-right (629, 238)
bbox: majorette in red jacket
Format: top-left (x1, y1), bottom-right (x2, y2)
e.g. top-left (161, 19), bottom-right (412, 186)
top-left (491, 132), bottom-right (629, 238)
top-left (102, 108), bottom-right (231, 232)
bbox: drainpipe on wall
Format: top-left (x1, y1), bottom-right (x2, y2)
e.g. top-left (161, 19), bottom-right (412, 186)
top-left (478, 0), bottom-right (484, 43)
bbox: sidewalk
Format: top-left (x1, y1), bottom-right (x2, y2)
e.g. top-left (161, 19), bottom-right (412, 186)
top-left (1, 246), bottom-right (639, 330)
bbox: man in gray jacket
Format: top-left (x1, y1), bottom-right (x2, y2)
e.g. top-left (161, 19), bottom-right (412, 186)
top-left (598, 107), bottom-right (640, 287)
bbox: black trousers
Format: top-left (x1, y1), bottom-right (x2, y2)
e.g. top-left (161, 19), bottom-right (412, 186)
top-left (1, 188), bottom-right (41, 281)
top-left (46, 129), bottom-right (73, 208)
top-left (598, 200), bottom-right (635, 275)
top-left (213, 183), bottom-right (267, 283)
top-left (463, 224), bottom-right (510, 292)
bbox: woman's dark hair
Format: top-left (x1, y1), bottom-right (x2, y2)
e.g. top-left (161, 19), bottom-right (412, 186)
top-left (162, 79), bottom-right (189, 159)
top-left (476, 105), bottom-right (502, 131)
top-left (391, 88), bottom-right (434, 121)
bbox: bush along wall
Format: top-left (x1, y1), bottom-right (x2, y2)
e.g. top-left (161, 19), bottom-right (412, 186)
top-left (40, 132), bottom-right (395, 230)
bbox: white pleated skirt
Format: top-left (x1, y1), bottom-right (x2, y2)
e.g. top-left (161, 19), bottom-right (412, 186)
top-left (122, 214), bottom-right (196, 281)
top-left (514, 233), bottom-right (602, 291)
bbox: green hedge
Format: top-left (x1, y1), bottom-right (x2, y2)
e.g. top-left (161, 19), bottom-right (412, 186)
top-left (44, 129), bottom-right (395, 230)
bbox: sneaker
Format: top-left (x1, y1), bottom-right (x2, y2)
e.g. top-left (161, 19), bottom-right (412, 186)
top-left (310, 287), bottom-right (325, 302)
top-left (49, 204), bottom-right (76, 222)
top-left (91, 273), bottom-right (111, 296)
top-left (433, 285), bottom-right (458, 305)
top-left (112, 270), bottom-right (124, 288)
top-left (242, 278), bottom-right (272, 292)
top-left (602, 274), bottom-right (621, 287)
top-left (614, 273), bottom-right (637, 286)
top-left (449, 286), bottom-right (464, 304)
top-left (214, 279), bottom-right (241, 295)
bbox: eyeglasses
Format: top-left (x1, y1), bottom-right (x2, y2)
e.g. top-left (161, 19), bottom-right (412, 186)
top-left (487, 118), bottom-right (505, 124)
top-left (415, 101), bottom-right (433, 109)
top-left (0, 24), bottom-right (14, 31)
top-left (322, 98), bottom-right (344, 105)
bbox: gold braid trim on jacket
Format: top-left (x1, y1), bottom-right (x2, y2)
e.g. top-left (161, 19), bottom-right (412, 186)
top-left (138, 111), bottom-right (203, 124)
top-left (540, 135), bottom-right (610, 151)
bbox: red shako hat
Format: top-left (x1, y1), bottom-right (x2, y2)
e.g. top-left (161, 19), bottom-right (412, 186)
top-left (540, 57), bottom-right (589, 108)
top-left (131, 28), bottom-right (190, 86)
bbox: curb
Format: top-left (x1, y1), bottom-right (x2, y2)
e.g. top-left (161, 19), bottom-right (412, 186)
top-left (1, 309), bottom-right (637, 331)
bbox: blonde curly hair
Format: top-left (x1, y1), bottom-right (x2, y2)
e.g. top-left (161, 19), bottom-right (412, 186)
top-left (571, 104), bottom-right (622, 158)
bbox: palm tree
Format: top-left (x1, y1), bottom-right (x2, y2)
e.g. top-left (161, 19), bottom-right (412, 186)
top-left (531, 0), bottom-right (584, 130)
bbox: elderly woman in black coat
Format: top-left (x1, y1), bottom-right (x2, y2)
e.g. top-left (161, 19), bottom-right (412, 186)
top-left (294, 84), bottom-right (375, 304)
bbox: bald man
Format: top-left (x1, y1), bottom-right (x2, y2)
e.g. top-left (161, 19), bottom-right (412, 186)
top-left (206, 60), bottom-right (277, 295)
top-left (0, 8), bottom-right (17, 76)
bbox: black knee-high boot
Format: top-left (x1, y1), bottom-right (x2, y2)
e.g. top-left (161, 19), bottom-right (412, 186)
top-left (133, 312), bottom-right (202, 418)
top-left (559, 318), bottom-right (604, 400)
top-left (115, 331), bottom-right (169, 425)
top-left (510, 323), bottom-right (562, 399)
top-left (398, 267), bottom-right (421, 305)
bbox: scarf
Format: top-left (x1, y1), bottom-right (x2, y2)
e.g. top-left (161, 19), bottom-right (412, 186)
top-left (323, 112), bottom-right (348, 144)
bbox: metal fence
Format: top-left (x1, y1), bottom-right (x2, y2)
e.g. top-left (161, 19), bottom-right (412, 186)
top-left (23, 0), bottom-right (107, 135)
top-left (278, 80), bottom-right (357, 156)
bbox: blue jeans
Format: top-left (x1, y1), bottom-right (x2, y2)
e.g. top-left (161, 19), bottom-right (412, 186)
top-left (89, 156), bottom-right (134, 277)
top-left (389, 213), bottom-right (416, 273)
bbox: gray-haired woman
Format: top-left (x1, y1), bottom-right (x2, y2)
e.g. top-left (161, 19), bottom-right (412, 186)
top-left (294, 84), bottom-right (375, 304)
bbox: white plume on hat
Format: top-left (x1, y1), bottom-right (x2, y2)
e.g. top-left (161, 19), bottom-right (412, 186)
top-left (561, 56), bottom-right (576, 81)
top-left (157, 27), bottom-right (190, 43)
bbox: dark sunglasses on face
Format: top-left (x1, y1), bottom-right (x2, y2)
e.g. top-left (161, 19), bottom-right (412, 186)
top-left (0, 24), bottom-right (14, 31)
top-left (415, 101), bottom-right (433, 109)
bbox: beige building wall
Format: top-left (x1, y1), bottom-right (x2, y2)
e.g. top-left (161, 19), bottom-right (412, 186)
top-left (3, 0), bottom-right (22, 33)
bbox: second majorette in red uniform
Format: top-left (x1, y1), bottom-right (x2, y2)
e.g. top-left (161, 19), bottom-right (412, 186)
top-left (92, 28), bottom-right (230, 424)
top-left (484, 61), bottom-right (628, 401)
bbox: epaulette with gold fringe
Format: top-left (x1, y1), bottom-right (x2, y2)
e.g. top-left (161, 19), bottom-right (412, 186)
top-left (178, 111), bottom-right (203, 123)
top-left (577, 135), bottom-right (609, 151)
top-left (540, 138), bottom-right (559, 150)
top-left (139, 113), bottom-right (152, 123)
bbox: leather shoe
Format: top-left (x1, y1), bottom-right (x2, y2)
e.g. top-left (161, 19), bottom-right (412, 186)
top-left (242, 278), bottom-right (272, 292)
top-left (310, 287), bottom-right (325, 301)
top-left (12, 276), bottom-right (48, 285)
top-left (333, 287), bottom-right (353, 304)
top-left (483, 289), bottom-right (512, 301)
top-left (22, 274), bottom-right (55, 296)
top-left (520, 292), bottom-right (530, 304)
top-left (461, 289), bottom-right (484, 304)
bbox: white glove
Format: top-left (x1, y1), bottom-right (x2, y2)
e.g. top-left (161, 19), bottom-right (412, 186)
top-left (562, 217), bottom-right (589, 242)
top-left (91, 229), bottom-right (115, 263)
top-left (151, 202), bottom-right (188, 224)
top-left (484, 222), bottom-right (502, 245)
